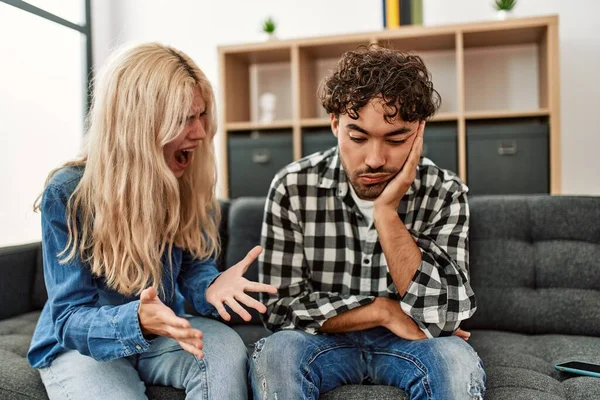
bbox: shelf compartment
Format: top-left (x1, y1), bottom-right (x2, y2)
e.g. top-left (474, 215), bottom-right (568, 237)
top-left (298, 39), bottom-right (372, 120)
top-left (221, 48), bottom-right (292, 124)
top-left (464, 44), bottom-right (540, 113)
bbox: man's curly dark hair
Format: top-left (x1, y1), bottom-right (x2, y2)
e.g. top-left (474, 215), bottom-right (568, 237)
top-left (319, 45), bottom-right (441, 123)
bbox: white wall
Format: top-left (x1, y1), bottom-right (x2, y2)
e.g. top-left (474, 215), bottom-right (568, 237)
top-left (0, 3), bottom-right (85, 247)
top-left (92, 0), bottom-right (600, 196)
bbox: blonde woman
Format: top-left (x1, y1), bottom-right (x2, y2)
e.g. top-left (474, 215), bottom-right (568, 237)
top-left (27, 43), bottom-right (276, 400)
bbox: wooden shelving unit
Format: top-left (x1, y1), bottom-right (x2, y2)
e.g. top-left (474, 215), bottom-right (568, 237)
top-left (218, 15), bottom-right (560, 198)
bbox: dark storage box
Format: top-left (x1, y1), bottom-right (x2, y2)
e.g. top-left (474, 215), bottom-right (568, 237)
top-left (228, 130), bottom-right (294, 198)
top-left (467, 119), bottom-right (549, 195)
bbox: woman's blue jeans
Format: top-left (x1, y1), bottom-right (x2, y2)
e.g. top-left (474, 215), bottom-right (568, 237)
top-left (39, 316), bottom-right (248, 400)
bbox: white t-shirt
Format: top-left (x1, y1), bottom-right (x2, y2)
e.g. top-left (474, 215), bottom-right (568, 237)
top-left (348, 184), bottom-right (375, 240)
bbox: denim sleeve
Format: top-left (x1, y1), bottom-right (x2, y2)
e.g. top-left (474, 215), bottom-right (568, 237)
top-left (177, 251), bottom-right (222, 318)
top-left (41, 184), bottom-right (152, 362)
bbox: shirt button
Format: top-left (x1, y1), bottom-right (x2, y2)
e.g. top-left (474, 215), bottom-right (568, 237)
top-left (364, 259), bottom-right (370, 265)
top-left (135, 344), bottom-right (142, 350)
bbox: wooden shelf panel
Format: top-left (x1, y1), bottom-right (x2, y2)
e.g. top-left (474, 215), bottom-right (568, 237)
top-left (301, 118), bottom-right (329, 128)
top-left (378, 33), bottom-right (456, 52)
top-left (299, 112), bottom-right (458, 128)
top-left (221, 47), bottom-right (291, 63)
top-left (465, 109), bottom-right (550, 120)
top-left (431, 112), bottom-right (459, 122)
top-left (463, 25), bottom-right (547, 48)
top-left (300, 39), bottom-right (372, 59)
top-left (226, 120), bottom-right (295, 131)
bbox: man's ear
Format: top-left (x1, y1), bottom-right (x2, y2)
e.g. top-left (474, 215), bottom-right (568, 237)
top-left (330, 114), bottom-right (339, 138)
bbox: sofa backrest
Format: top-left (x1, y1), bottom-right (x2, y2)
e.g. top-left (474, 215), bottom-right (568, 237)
top-left (0, 242), bottom-right (45, 320)
top-left (463, 195), bottom-right (600, 336)
top-left (222, 197), bottom-right (267, 325)
top-left (224, 195), bottom-right (600, 334)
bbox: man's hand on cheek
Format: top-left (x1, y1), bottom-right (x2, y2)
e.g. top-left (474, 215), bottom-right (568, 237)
top-left (374, 121), bottom-right (425, 212)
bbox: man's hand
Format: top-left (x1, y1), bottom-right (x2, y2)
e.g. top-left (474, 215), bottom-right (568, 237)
top-left (377, 297), bottom-right (427, 340)
top-left (378, 297), bottom-right (471, 341)
top-left (206, 246), bottom-right (278, 322)
top-left (138, 287), bottom-right (204, 358)
top-left (374, 121), bottom-right (425, 212)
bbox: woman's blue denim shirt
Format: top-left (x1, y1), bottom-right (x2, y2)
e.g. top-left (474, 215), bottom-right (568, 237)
top-left (27, 166), bottom-right (221, 368)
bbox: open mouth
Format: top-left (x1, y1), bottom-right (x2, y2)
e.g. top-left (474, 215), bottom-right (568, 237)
top-left (174, 149), bottom-right (193, 169)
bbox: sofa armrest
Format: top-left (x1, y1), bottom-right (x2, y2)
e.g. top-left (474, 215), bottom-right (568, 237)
top-left (0, 242), bottom-right (41, 320)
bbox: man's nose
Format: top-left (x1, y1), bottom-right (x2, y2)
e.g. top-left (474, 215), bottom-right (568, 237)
top-left (365, 143), bottom-right (386, 170)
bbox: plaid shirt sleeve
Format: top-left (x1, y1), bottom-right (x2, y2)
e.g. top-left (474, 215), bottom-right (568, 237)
top-left (399, 177), bottom-right (476, 338)
top-left (259, 177), bottom-right (375, 334)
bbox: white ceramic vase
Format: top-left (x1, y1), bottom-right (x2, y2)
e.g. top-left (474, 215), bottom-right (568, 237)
top-left (495, 9), bottom-right (514, 20)
top-left (259, 92), bottom-right (277, 123)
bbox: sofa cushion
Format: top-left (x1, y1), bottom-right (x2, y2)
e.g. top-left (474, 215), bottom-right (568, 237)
top-left (322, 385), bottom-right (408, 399)
top-left (465, 196), bottom-right (600, 336)
top-left (0, 312), bottom-right (188, 400)
top-left (0, 311), bottom-right (48, 400)
top-left (469, 329), bottom-right (600, 400)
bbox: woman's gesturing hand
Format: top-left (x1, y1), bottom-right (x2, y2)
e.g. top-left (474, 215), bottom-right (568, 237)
top-left (206, 245), bottom-right (278, 322)
top-left (138, 287), bottom-right (204, 358)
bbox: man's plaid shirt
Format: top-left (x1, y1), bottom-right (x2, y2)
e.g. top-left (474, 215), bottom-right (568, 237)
top-left (258, 147), bottom-right (477, 338)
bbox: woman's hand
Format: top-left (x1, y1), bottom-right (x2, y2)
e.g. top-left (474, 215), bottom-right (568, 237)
top-left (138, 287), bottom-right (204, 358)
top-left (206, 246), bottom-right (278, 322)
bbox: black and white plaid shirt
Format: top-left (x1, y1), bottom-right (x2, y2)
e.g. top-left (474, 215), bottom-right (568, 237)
top-left (259, 147), bottom-right (477, 338)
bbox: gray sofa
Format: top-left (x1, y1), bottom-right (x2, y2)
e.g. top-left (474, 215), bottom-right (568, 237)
top-left (1, 195), bottom-right (599, 399)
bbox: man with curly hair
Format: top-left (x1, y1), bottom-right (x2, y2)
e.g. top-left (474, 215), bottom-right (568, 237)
top-left (250, 46), bottom-right (486, 399)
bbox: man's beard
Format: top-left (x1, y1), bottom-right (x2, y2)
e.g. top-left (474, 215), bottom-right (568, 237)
top-left (340, 157), bottom-right (399, 200)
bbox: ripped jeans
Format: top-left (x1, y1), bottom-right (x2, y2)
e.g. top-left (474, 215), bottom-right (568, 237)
top-left (249, 327), bottom-right (485, 400)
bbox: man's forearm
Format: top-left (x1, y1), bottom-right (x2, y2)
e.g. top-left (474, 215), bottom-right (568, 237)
top-left (374, 207), bottom-right (422, 296)
top-left (320, 298), bottom-right (386, 333)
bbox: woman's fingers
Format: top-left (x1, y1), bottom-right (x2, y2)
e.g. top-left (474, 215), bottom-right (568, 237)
top-left (161, 313), bottom-right (192, 329)
top-left (178, 340), bottom-right (204, 358)
top-left (235, 292), bottom-right (267, 314)
top-left (244, 281), bottom-right (278, 294)
top-left (166, 325), bottom-right (203, 341)
top-left (234, 246), bottom-right (263, 274)
top-left (226, 298), bottom-right (253, 322)
top-left (212, 301), bottom-right (231, 321)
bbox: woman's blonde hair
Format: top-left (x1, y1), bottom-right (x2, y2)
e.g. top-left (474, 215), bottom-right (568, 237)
top-left (35, 42), bottom-right (220, 297)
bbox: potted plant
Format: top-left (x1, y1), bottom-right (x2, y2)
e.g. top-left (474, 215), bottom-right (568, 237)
top-left (494, 0), bottom-right (517, 20)
top-left (262, 16), bottom-right (277, 40)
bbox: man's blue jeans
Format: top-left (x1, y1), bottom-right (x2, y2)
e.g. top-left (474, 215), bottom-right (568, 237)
top-left (249, 327), bottom-right (486, 400)
top-left (38, 316), bottom-right (248, 400)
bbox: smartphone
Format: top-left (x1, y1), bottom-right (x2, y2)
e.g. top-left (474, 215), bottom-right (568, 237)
top-left (554, 361), bottom-right (600, 378)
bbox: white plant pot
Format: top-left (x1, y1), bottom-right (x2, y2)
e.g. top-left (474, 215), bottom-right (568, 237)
top-left (495, 9), bottom-right (514, 20)
top-left (264, 33), bottom-right (278, 41)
